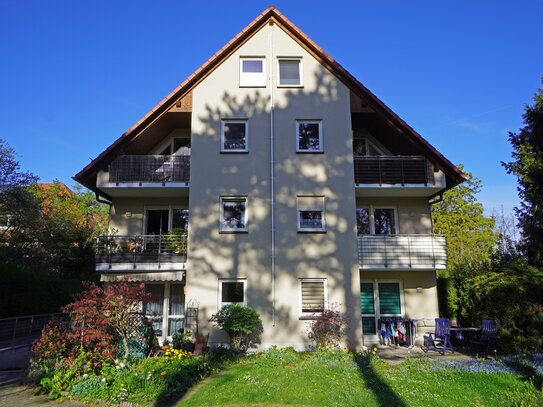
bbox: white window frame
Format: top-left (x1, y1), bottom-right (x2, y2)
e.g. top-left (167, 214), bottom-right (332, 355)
top-left (299, 278), bottom-right (328, 318)
top-left (296, 120), bottom-right (323, 153)
top-left (297, 196), bottom-right (326, 232)
top-left (219, 196), bottom-right (248, 233)
top-left (356, 206), bottom-right (399, 235)
top-left (277, 58), bottom-right (303, 87)
top-left (144, 282), bottom-right (185, 343)
top-left (221, 119), bottom-right (249, 153)
top-left (219, 279), bottom-right (247, 308)
top-left (361, 280), bottom-right (405, 336)
top-left (0, 214), bottom-right (13, 231)
top-left (239, 57), bottom-right (266, 87)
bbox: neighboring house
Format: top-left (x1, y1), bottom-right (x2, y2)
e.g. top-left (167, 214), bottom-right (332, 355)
top-left (75, 7), bottom-right (464, 349)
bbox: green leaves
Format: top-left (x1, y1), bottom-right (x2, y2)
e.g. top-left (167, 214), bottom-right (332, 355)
top-left (432, 166), bottom-right (496, 277)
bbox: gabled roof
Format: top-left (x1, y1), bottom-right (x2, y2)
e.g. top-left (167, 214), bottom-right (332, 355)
top-left (74, 6), bottom-right (465, 193)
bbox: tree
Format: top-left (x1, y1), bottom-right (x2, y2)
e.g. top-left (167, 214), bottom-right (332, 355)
top-left (432, 166), bottom-right (496, 277)
top-left (0, 139), bottom-right (39, 242)
top-left (503, 80), bottom-right (543, 269)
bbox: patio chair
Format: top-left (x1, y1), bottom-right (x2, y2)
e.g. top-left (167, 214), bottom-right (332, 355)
top-left (423, 318), bottom-right (454, 354)
top-left (468, 320), bottom-right (498, 358)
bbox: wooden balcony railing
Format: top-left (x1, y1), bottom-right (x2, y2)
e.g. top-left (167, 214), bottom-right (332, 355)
top-left (354, 156), bottom-right (434, 185)
top-left (357, 234), bottom-right (447, 269)
top-left (109, 155), bottom-right (190, 184)
top-left (95, 234), bottom-right (188, 266)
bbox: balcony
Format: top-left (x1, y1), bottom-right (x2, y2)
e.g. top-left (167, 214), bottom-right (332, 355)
top-left (96, 155), bottom-right (190, 197)
top-left (95, 234), bottom-right (188, 272)
top-left (354, 156), bottom-right (445, 197)
top-left (357, 234), bottom-right (447, 270)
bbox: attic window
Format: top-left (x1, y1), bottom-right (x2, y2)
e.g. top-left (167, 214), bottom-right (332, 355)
top-left (353, 138), bottom-right (384, 156)
top-left (240, 57), bottom-right (266, 87)
top-left (278, 59), bottom-right (302, 87)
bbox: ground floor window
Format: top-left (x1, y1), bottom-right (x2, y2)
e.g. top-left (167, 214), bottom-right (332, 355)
top-left (144, 283), bottom-right (185, 341)
top-left (360, 281), bottom-right (403, 335)
top-left (219, 279), bottom-right (247, 308)
top-left (300, 279), bottom-right (327, 317)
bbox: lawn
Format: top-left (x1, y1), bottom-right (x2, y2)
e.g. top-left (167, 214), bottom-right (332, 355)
top-left (178, 348), bottom-right (543, 407)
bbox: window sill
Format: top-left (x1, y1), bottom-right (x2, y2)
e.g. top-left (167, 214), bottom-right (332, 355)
top-left (239, 85), bottom-right (267, 88)
top-left (296, 150), bottom-right (324, 154)
top-left (219, 230), bottom-right (249, 234)
top-left (299, 314), bottom-right (323, 320)
top-left (220, 150), bottom-right (249, 154)
top-left (298, 229), bottom-right (326, 234)
top-left (278, 84), bottom-right (304, 88)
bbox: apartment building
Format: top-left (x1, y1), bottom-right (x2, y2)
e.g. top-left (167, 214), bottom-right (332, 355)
top-left (75, 7), bottom-right (464, 349)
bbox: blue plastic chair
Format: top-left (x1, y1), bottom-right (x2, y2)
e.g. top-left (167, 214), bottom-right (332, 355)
top-left (468, 320), bottom-right (498, 358)
top-left (423, 318), bottom-right (454, 354)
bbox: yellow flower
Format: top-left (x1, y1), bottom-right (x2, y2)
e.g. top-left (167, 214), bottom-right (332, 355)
top-left (160, 371), bottom-right (167, 376)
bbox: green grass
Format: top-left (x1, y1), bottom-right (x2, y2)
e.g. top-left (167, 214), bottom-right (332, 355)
top-left (178, 349), bottom-right (543, 407)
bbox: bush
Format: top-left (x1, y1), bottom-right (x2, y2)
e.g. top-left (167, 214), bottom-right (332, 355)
top-left (209, 304), bottom-right (263, 352)
top-left (456, 260), bottom-right (543, 353)
top-left (307, 306), bottom-right (350, 350)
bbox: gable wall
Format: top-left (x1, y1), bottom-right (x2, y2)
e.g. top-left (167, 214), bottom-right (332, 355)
top-left (187, 23), bottom-right (361, 348)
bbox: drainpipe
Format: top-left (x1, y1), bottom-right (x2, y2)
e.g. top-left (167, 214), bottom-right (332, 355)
top-left (269, 22), bottom-right (276, 327)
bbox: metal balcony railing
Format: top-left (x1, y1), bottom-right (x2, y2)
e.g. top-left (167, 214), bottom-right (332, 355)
top-left (95, 234), bottom-right (188, 265)
top-left (354, 156), bottom-right (434, 185)
top-left (109, 155), bottom-right (190, 184)
top-left (357, 234), bottom-right (447, 269)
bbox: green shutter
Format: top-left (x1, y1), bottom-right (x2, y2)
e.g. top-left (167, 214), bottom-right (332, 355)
top-left (360, 283), bottom-right (375, 314)
top-left (378, 283), bottom-right (401, 315)
top-left (362, 317), bottom-right (377, 335)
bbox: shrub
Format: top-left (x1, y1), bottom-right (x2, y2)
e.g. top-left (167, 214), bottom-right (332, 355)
top-left (209, 304), bottom-right (263, 352)
top-left (307, 306), bottom-right (350, 350)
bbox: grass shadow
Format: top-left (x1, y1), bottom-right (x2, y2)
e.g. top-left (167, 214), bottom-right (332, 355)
top-left (354, 353), bottom-right (407, 407)
top-left (501, 356), bottom-right (543, 392)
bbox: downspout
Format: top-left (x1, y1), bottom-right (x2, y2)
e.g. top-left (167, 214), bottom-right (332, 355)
top-left (269, 22), bottom-right (276, 327)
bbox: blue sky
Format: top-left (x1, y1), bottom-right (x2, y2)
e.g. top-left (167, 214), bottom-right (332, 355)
top-left (1, 1), bottom-right (541, 216)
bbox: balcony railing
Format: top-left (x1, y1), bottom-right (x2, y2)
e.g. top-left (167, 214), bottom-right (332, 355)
top-left (109, 155), bottom-right (190, 184)
top-left (358, 234), bottom-right (447, 269)
top-left (354, 156), bottom-right (434, 185)
top-left (95, 234), bottom-right (188, 265)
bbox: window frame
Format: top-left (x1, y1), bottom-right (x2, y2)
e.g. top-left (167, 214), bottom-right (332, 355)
top-left (239, 57), bottom-right (266, 88)
top-left (219, 279), bottom-right (247, 308)
top-left (299, 278), bottom-right (328, 319)
top-left (297, 196), bottom-right (326, 233)
top-left (356, 206), bottom-right (399, 235)
top-left (277, 58), bottom-right (303, 87)
top-left (296, 120), bottom-right (323, 153)
top-left (360, 280), bottom-right (405, 337)
top-left (221, 119), bottom-right (249, 153)
top-left (219, 196), bottom-right (248, 233)
top-left (143, 282), bottom-right (185, 343)
top-left (143, 205), bottom-right (188, 234)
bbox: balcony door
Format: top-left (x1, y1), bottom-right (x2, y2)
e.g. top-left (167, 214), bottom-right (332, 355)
top-left (146, 209), bottom-right (169, 235)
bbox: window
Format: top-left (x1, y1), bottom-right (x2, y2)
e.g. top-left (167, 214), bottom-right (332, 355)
top-left (221, 120), bottom-right (248, 152)
top-left (0, 214), bottom-right (12, 230)
top-left (296, 120), bottom-right (322, 152)
top-left (297, 196), bottom-right (325, 232)
top-left (356, 207), bottom-right (397, 235)
top-left (278, 58), bottom-right (302, 86)
top-left (353, 137), bottom-right (385, 156)
top-left (220, 197), bottom-right (248, 232)
top-left (360, 281), bottom-right (403, 336)
top-left (158, 137), bottom-right (191, 155)
top-left (145, 207), bottom-right (189, 234)
top-left (300, 279), bottom-right (327, 317)
top-left (144, 283), bottom-right (185, 341)
top-left (220, 279), bottom-right (247, 307)
top-left (240, 57), bottom-right (266, 87)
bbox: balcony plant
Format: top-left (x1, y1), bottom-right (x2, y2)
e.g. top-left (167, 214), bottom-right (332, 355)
top-left (164, 227), bottom-right (188, 254)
